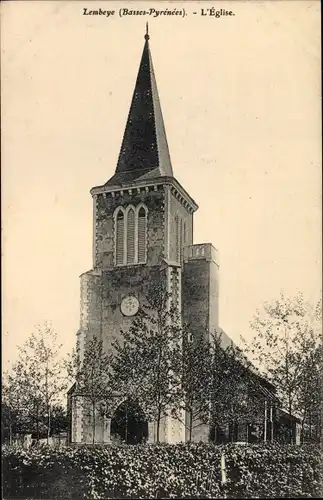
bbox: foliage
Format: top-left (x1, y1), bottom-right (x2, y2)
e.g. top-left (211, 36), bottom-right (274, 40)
top-left (181, 333), bottom-right (212, 440)
top-left (2, 324), bottom-right (68, 443)
top-left (2, 361), bottom-right (36, 439)
top-left (295, 343), bottom-right (323, 443)
top-left (67, 336), bottom-right (115, 444)
top-left (2, 442), bottom-right (322, 499)
top-left (112, 284), bottom-right (270, 443)
top-left (112, 286), bottom-right (184, 442)
top-left (208, 332), bottom-right (267, 435)
top-left (50, 405), bottom-right (69, 435)
top-left (242, 292), bottom-right (322, 442)
top-left (181, 330), bottom-right (268, 441)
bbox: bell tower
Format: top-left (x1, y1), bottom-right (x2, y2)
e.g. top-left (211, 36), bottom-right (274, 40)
top-left (69, 27), bottom-right (220, 445)
top-left (91, 26), bottom-right (197, 274)
top-left (82, 26), bottom-right (198, 356)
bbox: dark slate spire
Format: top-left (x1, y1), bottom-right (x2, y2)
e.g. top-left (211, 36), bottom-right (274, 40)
top-left (106, 27), bottom-right (173, 186)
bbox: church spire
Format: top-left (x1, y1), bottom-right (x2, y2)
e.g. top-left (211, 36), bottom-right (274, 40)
top-left (106, 27), bottom-right (173, 186)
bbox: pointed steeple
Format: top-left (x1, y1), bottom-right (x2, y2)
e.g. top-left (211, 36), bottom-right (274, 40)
top-left (106, 27), bottom-right (173, 186)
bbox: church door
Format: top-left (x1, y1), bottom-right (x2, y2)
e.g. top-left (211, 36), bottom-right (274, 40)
top-left (110, 400), bottom-right (148, 445)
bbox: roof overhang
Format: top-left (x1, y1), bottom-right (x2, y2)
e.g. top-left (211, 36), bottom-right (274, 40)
top-left (90, 175), bottom-right (199, 213)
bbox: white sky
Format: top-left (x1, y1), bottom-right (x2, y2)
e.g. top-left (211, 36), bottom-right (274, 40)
top-left (2, 1), bottom-right (322, 370)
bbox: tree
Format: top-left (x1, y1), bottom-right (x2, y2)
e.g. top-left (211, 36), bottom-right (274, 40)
top-left (69, 336), bottom-right (114, 444)
top-left (2, 362), bottom-right (34, 444)
top-left (3, 324), bottom-right (68, 443)
top-left (50, 404), bottom-right (68, 436)
top-left (242, 292), bottom-right (322, 443)
top-left (181, 332), bottom-right (212, 441)
top-left (205, 331), bottom-right (267, 442)
top-left (17, 324), bottom-right (68, 442)
top-left (180, 328), bottom-right (271, 443)
top-left (112, 285), bottom-right (269, 444)
top-left (296, 343), bottom-right (323, 443)
top-left (112, 286), bottom-right (183, 442)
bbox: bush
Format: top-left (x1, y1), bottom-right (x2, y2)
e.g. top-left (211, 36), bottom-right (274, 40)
top-left (2, 442), bottom-right (322, 499)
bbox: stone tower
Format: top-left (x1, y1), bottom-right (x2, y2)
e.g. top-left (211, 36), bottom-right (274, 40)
top-left (68, 28), bottom-right (220, 444)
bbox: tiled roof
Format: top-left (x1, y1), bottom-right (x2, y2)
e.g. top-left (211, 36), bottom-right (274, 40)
top-left (217, 326), bottom-right (279, 401)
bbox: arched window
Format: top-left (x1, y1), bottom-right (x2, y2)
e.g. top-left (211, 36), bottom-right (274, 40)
top-left (115, 209), bottom-right (125, 265)
top-left (137, 206), bottom-right (147, 264)
top-left (126, 207), bottom-right (135, 264)
top-left (114, 204), bottom-right (148, 266)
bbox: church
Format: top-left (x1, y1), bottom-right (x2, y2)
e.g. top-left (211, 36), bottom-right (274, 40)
top-left (68, 28), bottom-right (282, 445)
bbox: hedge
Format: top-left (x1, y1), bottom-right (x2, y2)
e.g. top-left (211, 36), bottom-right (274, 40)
top-left (2, 442), bottom-right (322, 499)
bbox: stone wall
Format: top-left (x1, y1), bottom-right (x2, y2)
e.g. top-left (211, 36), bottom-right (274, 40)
top-left (100, 265), bottom-right (167, 353)
top-left (79, 270), bottom-right (102, 345)
top-left (81, 399), bottom-right (107, 444)
top-left (182, 244), bottom-right (219, 341)
top-left (69, 396), bottom-right (84, 443)
top-left (94, 187), bottom-right (166, 270)
top-left (72, 177), bottom-right (202, 444)
top-left (182, 259), bottom-right (210, 340)
top-left (208, 251), bottom-right (220, 333)
top-left (168, 192), bottom-right (193, 263)
top-left (181, 244), bottom-right (219, 443)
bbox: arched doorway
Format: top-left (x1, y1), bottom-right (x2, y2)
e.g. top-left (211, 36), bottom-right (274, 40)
top-left (110, 400), bottom-right (148, 445)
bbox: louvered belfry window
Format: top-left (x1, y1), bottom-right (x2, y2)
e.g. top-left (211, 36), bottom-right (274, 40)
top-left (114, 204), bottom-right (148, 266)
top-left (127, 208), bottom-right (135, 264)
top-left (116, 209), bottom-right (125, 265)
top-left (137, 207), bottom-right (147, 264)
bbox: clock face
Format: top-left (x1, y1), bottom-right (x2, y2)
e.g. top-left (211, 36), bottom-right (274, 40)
top-left (120, 296), bottom-right (140, 317)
